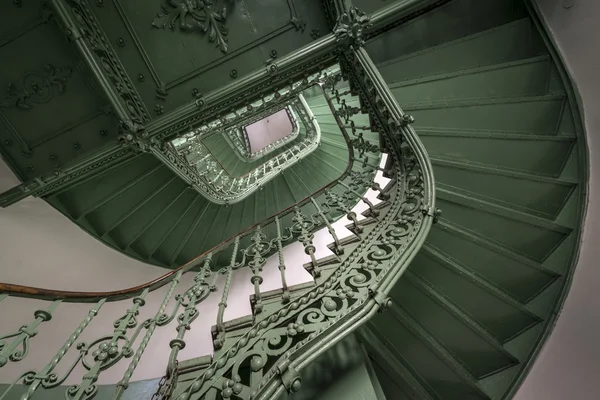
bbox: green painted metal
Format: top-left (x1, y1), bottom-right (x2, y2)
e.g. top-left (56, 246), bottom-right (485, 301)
top-left (362, 1), bottom-right (587, 400)
top-left (0, 13), bottom-right (436, 398)
top-left (0, 0), bottom-right (589, 399)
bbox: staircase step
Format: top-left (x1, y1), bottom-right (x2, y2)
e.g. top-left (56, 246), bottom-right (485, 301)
top-left (371, 310), bottom-right (490, 400)
top-left (376, 18), bottom-right (544, 83)
top-left (85, 166), bottom-right (173, 235)
top-left (369, 355), bottom-right (426, 400)
top-left (368, 0), bottom-right (529, 63)
top-left (390, 56), bottom-right (551, 103)
top-left (360, 325), bottom-right (438, 400)
top-left (406, 95), bottom-right (565, 134)
top-left (57, 154), bottom-right (155, 218)
top-left (417, 129), bottom-right (575, 177)
top-left (412, 248), bottom-right (541, 343)
top-left (392, 273), bottom-right (518, 379)
top-left (427, 222), bottom-right (559, 303)
top-left (132, 192), bottom-right (200, 260)
top-left (437, 187), bottom-right (571, 262)
top-left (152, 200), bottom-right (212, 265)
top-left (432, 159), bottom-right (576, 219)
top-left (179, 206), bottom-right (237, 265)
top-left (123, 187), bottom-right (191, 250)
top-left (110, 179), bottom-right (189, 246)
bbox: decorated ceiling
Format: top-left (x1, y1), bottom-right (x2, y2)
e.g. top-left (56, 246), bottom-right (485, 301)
top-left (0, 0), bottom-right (331, 186)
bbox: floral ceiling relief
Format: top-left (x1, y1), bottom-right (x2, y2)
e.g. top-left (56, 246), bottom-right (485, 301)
top-left (152, 0), bottom-right (229, 53)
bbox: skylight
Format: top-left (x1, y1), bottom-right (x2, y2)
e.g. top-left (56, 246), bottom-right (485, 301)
top-left (244, 108), bottom-right (294, 154)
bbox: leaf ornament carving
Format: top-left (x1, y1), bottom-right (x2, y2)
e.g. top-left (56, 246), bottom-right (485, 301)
top-left (1, 65), bottom-right (72, 110)
top-left (152, 0), bottom-right (229, 53)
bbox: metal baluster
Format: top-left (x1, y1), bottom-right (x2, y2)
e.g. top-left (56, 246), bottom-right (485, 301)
top-left (247, 226), bottom-right (268, 314)
top-left (208, 169), bottom-right (223, 185)
top-left (291, 206), bottom-right (320, 277)
top-left (344, 121), bottom-right (371, 136)
top-left (311, 197), bottom-right (343, 255)
top-left (214, 237), bottom-right (239, 349)
top-left (325, 189), bottom-right (362, 234)
top-left (371, 182), bottom-right (390, 201)
top-left (339, 180), bottom-right (379, 217)
top-left (14, 299), bottom-right (105, 400)
top-left (274, 216), bottom-right (291, 303)
top-left (114, 271), bottom-right (184, 399)
top-left (350, 131), bottom-right (380, 160)
top-left (0, 299), bottom-right (62, 368)
top-left (153, 255), bottom-right (215, 400)
top-left (337, 98), bottom-right (361, 123)
top-left (65, 289), bottom-right (149, 400)
top-left (229, 179), bottom-right (237, 193)
top-left (359, 157), bottom-right (386, 172)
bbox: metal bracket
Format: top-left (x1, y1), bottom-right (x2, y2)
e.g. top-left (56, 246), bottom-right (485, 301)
top-left (368, 285), bottom-right (392, 312)
top-left (422, 206), bottom-right (442, 224)
top-left (400, 114), bottom-right (415, 126)
top-left (277, 359), bottom-right (302, 393)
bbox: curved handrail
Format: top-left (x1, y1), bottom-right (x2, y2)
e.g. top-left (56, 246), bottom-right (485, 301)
top-left (0, 83), bottom-right (359, 303)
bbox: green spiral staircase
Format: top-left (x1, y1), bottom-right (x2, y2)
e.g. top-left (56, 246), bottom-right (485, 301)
top-left (0, 0), bottom-right (586, 399)
top-left (359, 1), bottom-right (586, 399)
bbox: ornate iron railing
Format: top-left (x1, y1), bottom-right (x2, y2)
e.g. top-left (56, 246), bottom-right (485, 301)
top-left (0, 2), bottom-right (439, 400)
top-left (161, 94), bottom-right (321, 205)
top-left (222, 105), bottom-right (300, 163)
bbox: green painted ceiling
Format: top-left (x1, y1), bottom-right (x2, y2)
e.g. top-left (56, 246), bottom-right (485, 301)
top-left (0, 0), bottom-right (330, 183)
top-left (0, 0), bottom-right (344, 268)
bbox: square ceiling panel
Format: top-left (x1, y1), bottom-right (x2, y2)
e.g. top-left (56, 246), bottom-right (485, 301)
top-left (89, 0), bottom-right (330, 118)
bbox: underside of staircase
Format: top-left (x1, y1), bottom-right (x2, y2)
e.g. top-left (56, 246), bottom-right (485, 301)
top-left (43, 86), bottom-right (377, 269)
top-left (359, 1), bottom-right (586, 399)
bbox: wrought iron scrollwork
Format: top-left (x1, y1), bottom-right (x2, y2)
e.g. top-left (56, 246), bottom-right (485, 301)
top-left (0, 300), bottom-right (61, 368)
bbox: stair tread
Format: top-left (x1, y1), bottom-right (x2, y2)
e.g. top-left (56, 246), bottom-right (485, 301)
top-left (389, 55), bottom-right (551, 103)
top-left (412, 247), bottom-right (542, 343)
top-left (377, 17), bottom-right (545, 83)
top-left (372, 308), bottom-right (490, 400)
top-left (393, 273), bottom-right (519, 379)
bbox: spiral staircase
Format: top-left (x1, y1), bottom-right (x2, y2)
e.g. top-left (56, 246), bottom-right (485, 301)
top-left (0, 0), bottom-right (587, 399)
top-left (358, 1), bottom-right (586, 398)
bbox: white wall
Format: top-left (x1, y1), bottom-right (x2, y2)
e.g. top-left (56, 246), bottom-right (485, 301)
top-left (515, 1), bottom-right (600, 398)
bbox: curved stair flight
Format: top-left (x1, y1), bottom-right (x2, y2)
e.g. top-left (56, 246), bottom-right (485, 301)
top-left (360, 1), bottom-right (585, 399)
